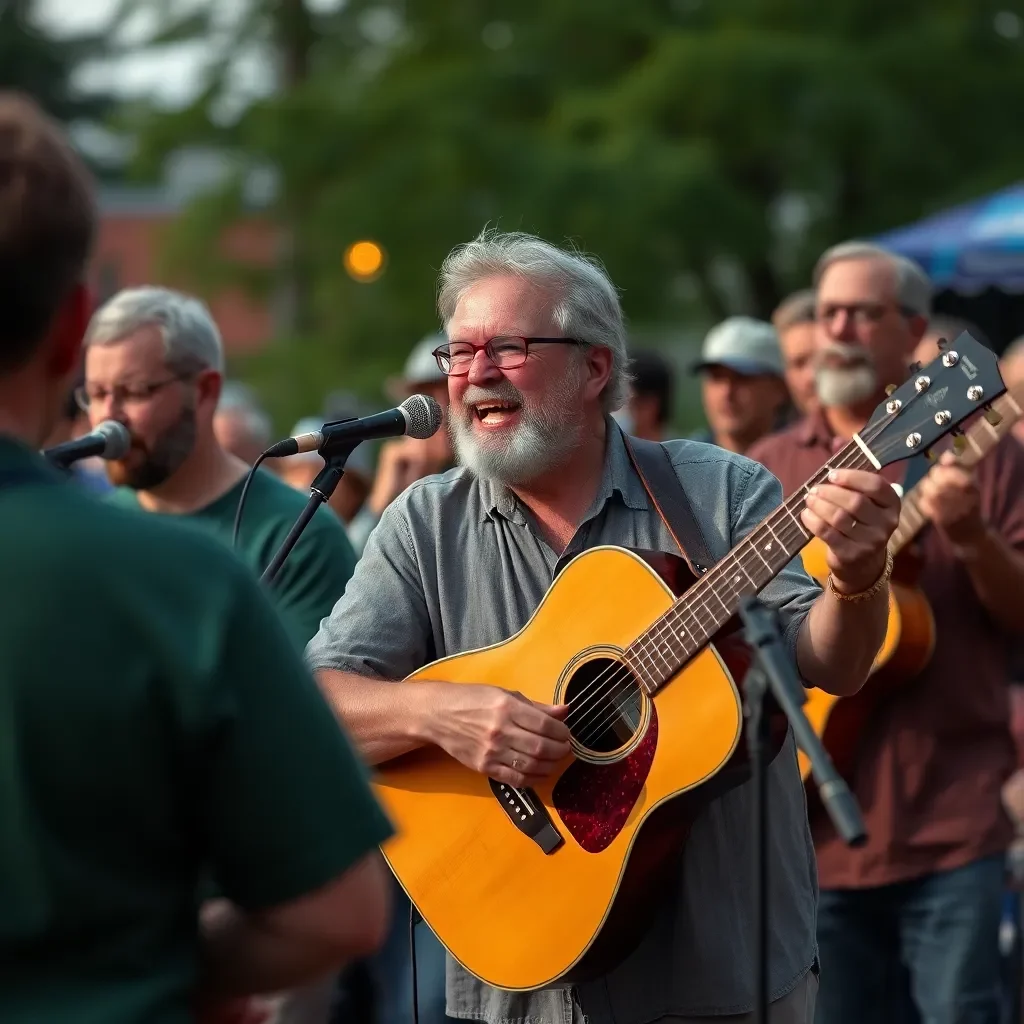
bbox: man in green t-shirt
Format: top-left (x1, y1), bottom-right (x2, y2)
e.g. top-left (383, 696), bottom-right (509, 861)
top-left (78, 285), bottom-right (356, 650)
top-left (0, 92), bottom-right (393, 1024)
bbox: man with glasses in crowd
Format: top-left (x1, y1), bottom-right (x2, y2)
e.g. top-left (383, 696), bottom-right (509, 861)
top-left (306, 229), bottom-right (907, 1024)
top-left (748, 241), bottom-right (1024, 1024)
top-left (80, 286), bottom-right (358, 653)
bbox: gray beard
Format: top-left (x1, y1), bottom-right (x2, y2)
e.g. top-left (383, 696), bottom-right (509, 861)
top-left (449, 364), bottom-right (586, 486)
top-left (114, 403), bottom-right (197, 491)
top-left (815, 365), bottom-right (878, 408)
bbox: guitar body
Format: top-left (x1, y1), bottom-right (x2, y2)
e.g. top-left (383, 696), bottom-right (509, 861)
top-left (373, 545), bottom-right (773, 992)
top-left (797, 539), bottom-right (936, 781)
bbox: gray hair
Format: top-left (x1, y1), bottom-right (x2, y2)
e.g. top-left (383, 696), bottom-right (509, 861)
top-left (437, 228), bottom-right (630, 411)
top-left (771, 288), bottom-right (817, 332)
top-left (813, 241), bottom-right (932, 317)
top-left (84, 285), bottom-right (224, 374)
top-left (217, 380), bottom-right (272, 444)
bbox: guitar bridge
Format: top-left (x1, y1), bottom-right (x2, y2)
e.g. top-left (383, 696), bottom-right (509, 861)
top-left (489, 779), bottom-right (564, 854)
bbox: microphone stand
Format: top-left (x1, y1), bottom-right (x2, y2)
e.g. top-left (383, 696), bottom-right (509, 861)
top-left (738, 596), bottom-right (867, 1024)
top-left (261, 439), bottom-right (358, 587)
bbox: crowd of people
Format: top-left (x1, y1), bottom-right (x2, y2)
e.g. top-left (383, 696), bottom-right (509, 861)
top-left (4, 90), bottom-right (1024, 1024)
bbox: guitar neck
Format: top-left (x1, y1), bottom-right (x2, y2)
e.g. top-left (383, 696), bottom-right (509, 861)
top-left (626, 438), bottom-right (877, 694)
top-left (888, 387), bottom-right (1024, 557)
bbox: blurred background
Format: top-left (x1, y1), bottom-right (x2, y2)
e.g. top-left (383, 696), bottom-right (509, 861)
top-left (8, 0), bottom-right (1024, 437)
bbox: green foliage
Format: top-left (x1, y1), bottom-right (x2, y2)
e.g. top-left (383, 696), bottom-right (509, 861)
top-left (113, 0), bottom-right (1024, 429)
top-left (0, 0), bottom-right (119, 175)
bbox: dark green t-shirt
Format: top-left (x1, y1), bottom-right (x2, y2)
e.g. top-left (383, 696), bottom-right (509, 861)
top-left (108, 468), bottom-right (357, 649)
top-left (0, 437), bottom-right (393, 1024)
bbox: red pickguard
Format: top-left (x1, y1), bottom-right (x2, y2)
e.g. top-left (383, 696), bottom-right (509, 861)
top-left (547, 548), bottom-right (776, 858)
top-left (552, 709), bottom-right (658, 853)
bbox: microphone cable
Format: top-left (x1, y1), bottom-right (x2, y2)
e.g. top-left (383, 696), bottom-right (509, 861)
top-left (409, 902), bottom-right (421, 1024)
top-left (231, 450), bottom-right (270, 549)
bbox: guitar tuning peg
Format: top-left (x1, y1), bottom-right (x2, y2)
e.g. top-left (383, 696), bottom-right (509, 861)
top-left (925, 448), bottom-right (939, 462)
top-left (908, 361), bottom-right (922, 373)
top-left (953, 434), bottom-right (967, 456)
top-left (937, 336), bottom-right (950, 351)
top-left (984, 404), bottom-right (1003, 427)
top-left (885, 383), bottom-right (898, 396)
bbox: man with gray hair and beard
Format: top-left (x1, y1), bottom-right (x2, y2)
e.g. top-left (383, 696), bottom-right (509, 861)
top-left (82, 286), bottom-right (357, 653)
top-left (307, 229), bottom-right (907, 1024)
top-left (748, 241), bottom-right (1024, 1024)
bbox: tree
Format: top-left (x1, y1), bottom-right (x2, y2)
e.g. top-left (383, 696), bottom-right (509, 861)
top-left (0, 0), bottom-right (120, 177)
top-left (112, 0), bottom-right (1024, 430)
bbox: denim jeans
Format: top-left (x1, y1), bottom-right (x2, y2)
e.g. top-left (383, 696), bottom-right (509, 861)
top-left (331, 875), bottom-right (452, 1024)
top-left (815, 854), bottom-right (1007, 1024)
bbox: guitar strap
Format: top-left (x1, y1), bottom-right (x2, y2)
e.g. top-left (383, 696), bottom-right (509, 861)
top-left (620, 429), bottom-right (714, 578)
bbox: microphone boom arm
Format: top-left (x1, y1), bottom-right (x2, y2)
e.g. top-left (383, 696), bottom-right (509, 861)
top-left (259, 447), bottom-right (356, 586)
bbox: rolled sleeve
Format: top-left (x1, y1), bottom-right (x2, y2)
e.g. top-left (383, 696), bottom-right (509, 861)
top-left (730, 459), bottom-right (821, 668)
top-left (306, 498), bottom-right (433, 680)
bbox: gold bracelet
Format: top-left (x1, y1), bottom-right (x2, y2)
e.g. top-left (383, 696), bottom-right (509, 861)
top-left (827, 549), bottom-right (893, 603)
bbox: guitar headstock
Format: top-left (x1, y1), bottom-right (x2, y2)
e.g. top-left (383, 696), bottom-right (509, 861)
top-left (863, 331), bottom-right (1006, 468)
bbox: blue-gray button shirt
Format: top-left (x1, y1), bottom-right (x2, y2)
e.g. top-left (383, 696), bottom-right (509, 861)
top-left (307, 423), bottom-right (822, 1024)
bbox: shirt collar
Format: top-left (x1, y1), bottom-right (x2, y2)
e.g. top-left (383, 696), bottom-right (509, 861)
top-left (480, 416), bottom-right (649, 524)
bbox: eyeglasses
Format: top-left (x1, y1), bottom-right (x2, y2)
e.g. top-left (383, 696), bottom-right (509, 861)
top-left (432, 337), bottom-right (582, 376)
top-left (815, 302), bottom-right (919, 328)
top-left (75, 374), bottom-right (192, 413)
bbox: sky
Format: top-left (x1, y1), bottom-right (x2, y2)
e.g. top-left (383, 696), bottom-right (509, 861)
top-left (36, 0), bottom-right (289, 110)
top-left (39, 0), bottom-right (207, 107)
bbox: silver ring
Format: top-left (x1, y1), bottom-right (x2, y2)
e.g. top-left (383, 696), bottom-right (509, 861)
top-left (512, 757), bottom-right (523, 770)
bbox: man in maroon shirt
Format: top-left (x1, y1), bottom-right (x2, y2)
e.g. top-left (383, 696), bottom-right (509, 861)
top-left (748, 241), bottom-right (1024, 1024)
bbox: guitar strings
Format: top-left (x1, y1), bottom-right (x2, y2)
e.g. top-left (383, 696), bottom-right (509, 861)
top-left (569, 443), bottom-right (863, 749)
top-left (563, 436), bottom-right (875, 749)
top-left (566, 479), bottom-right (832, 749)
top-left (562, 396), bottom-right (909, 737)
top-left (569, 388), bottom-right (920, 748)
top-left (565, 452), bottom-right (852, 743)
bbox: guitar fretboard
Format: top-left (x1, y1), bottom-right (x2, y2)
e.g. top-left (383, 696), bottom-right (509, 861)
top-left (624, 440), bottom-right (875, 695)
top-left (889, 388), bottom-right (1023, 556)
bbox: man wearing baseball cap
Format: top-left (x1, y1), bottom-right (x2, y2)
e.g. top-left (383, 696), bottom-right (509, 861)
top-left (690, 315), bottom-right (793, 454)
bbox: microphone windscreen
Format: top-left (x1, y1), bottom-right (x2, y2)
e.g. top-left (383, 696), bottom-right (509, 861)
top-left (95, 420), bottom-right (131, 459)
top-left (401, 394), bottom-right (444, 440)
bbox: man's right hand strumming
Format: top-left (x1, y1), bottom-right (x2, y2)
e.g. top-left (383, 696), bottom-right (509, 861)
top-left (423, 682), bottom-right (571, 787)
top-left (315, 670), bottom-right (571, 786)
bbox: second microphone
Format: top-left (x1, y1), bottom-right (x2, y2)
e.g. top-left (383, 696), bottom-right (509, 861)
top-left (263, 394), bottom-right (444, 458)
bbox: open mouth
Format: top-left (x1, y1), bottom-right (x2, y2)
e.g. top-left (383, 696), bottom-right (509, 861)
top-left (472, 401), bottom-right (521, 425)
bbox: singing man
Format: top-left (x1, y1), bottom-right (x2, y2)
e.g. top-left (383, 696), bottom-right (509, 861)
top-left (80, 286), bottom-right (357, 649)
top-left (307, 229), bottom-right (903, 1024)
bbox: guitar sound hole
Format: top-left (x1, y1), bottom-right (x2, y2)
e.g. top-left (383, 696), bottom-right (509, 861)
top-left (564, 657), bottom-right (644, 756)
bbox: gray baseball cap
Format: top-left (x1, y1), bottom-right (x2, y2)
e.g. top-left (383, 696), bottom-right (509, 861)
top-left (692, 317), bottom-right (785, 378)
top-left (386, 333), bottom-right (448, 400)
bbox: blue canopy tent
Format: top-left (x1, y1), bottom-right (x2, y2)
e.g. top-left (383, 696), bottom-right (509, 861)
top-left (873, 183), bottom-right (1024, 351)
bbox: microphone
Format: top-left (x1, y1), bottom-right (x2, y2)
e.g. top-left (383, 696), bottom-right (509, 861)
top-left (43, 420), bottom-right (131, 468)
top-left (263, 394), bottom-right (444, 458)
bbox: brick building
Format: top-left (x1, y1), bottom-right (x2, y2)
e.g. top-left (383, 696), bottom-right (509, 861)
top-left (90, 185), bottom-right (278, 355)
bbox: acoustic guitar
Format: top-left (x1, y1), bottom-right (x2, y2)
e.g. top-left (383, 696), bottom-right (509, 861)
top-left (372, 334), bottom-right (1003, 992)
top-left (797, 380), bottom-right (1024, 782)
